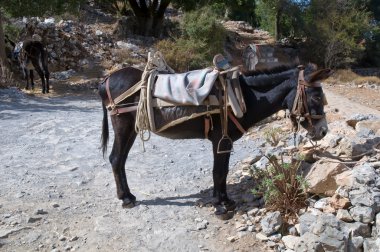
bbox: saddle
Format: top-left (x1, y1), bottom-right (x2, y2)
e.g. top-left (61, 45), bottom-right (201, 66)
top-left (106, 52), bottom-right (247, 152)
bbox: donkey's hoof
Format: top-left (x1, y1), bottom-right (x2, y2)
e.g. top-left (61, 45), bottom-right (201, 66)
top-left (122, 198), bottom-right (136, 208)
top-left (214, 206), bottom-right (233, 220)
top-left (223, 200), bottom-right (236, 211)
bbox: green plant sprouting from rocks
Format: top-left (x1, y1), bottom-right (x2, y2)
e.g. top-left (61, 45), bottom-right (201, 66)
top-left (251, 154), bottom-right (308, 221)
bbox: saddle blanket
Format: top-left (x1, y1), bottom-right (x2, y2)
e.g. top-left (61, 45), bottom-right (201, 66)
top-left (153, 67), bottom-right (219, 106)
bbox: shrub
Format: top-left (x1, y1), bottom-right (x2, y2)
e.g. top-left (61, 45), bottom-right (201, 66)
top-left (251, 155), bottom-right (308, 221)
top-left (156, 6), bottom-right (226, 72)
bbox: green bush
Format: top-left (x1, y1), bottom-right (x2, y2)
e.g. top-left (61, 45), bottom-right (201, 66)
top-left (251, 155), bottom-right (308, 221)
top-left (156, 6), bottom-right (226, 72)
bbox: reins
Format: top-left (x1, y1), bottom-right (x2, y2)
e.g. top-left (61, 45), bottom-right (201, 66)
top-left (290, 65), bottom-right (327, 137)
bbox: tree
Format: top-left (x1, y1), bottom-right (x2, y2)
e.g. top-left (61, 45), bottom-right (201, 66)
top-left (127, 0), bottom-right (171, 37)
top-left (304, 0), bottom-right (371, 68)
top-left (0, 11), bottom-right (6, 68)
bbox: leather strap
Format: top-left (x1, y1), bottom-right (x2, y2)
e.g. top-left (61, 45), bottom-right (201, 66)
top-left (228, 110), bottom-right (246, 134)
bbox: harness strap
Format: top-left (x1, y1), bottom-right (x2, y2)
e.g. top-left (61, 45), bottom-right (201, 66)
top-left (105, 78), bottom-right (115, 109)
top-left (228, 110), bottom-right (246, 134)
top-left (110, 105), bottom-right (138, 116)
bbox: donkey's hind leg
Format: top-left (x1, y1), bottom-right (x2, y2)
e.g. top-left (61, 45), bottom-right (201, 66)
top-left (109, 113), bottom-right (138, 208)
top-left (29, 70), bottom-right (35, 90)
top-left (34, 65), bottom-right (47, 93)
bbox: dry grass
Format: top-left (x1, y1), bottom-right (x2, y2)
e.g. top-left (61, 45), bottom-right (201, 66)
top-left (325, 69), bottom-right (380, 85)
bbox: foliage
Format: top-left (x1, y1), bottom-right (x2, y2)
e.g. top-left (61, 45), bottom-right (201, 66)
top-left (304, 0), bottom-right (371, 68)
top-left (172, 0), bottom-right (257, 27)
top-left (0, 0), bottom-right (83, 17)
top-left (156, 6), bottom-right (226, 71)
top-left (251, 155), bottom-right (308, 221)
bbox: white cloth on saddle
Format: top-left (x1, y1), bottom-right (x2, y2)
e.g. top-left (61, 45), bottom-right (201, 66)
top-left (153, 67), bottom-right (219, 106)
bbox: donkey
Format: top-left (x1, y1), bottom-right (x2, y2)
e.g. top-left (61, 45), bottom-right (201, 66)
top-left (14, 40), bottom-right (50, 93)
top-left (98, 63), bottom-right (331, 215)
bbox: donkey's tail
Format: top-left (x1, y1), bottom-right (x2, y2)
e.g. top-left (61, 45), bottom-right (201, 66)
top-left (101, 101), bottom-right (109, 157)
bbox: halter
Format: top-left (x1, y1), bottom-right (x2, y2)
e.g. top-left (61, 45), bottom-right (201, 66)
top-left (290, 65), bottom-right (326, 132)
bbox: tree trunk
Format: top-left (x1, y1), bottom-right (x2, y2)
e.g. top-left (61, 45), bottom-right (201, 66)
top-left (0, 11), bottom-right (8, 68)
top-left (127, 0), bottom-right (170, 37)
top-left (275, 10), bottom-right (280, 41)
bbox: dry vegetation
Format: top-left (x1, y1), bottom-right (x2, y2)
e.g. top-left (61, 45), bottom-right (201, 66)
top-left (325, 69), bottom-right (380, 85)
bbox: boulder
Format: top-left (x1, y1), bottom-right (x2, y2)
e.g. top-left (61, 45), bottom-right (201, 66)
top-left (260, 211), bottom-right (283, 236)
top-left (305, 161), bottom-right (350, 196)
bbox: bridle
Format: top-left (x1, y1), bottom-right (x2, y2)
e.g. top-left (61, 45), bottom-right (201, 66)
top-left (290, 65), bottom-right (327, 132)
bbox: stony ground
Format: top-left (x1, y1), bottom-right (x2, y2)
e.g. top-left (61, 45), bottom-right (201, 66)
top-left (0, 88), bottom-right (267, 252)
top-left (0, 80), bottom-right (379, 252)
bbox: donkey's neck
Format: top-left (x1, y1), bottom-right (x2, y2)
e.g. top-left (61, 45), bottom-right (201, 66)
top-left (242, 79), bottom-right (295, 126)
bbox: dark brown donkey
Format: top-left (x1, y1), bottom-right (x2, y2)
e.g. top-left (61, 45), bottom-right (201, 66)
top-left (99, 64), bottom-right (332, 216)
top-left (14, 40), bottom-right (50, 93)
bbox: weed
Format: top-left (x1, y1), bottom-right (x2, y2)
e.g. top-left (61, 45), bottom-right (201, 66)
top-left (251, 155), bottom-right (308, 222)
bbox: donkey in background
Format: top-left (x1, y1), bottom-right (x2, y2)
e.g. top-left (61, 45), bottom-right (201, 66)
top-left (14, 40), bottom-right (50, 93)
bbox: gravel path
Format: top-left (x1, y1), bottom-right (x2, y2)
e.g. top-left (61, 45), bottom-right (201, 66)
top-left (0, 89), bottom-right (264, 252)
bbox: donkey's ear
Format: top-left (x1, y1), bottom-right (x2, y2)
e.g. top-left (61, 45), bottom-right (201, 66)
top-left (309, 69), bottom-right (333, 82)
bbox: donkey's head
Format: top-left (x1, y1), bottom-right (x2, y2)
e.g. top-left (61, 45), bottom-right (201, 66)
top-left (286, 64), bottom-right (332, 141)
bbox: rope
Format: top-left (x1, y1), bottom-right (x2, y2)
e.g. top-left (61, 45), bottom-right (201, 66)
top-left (134, 52), bottom-right (175, 150)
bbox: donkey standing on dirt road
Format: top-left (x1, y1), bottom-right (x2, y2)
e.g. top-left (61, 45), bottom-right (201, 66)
top-left (14, 40), bottom-right (50, 93)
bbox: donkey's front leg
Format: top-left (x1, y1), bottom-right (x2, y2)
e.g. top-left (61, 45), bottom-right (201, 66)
top-left (212, 141), bottom-right (236, 212)
top-left (29, 70), bottom-right (35, 90)
top-left (23, 68), bottom-right (30, 90)
top-left (110, 115), bottom-right (137, 208)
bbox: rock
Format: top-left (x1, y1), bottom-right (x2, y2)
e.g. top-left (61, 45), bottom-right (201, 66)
top-left (356, 120), bottom-right (380, 134)
top-left (348, 236), bottom-right (363, 252)
top-left (227, 236), bottom-right (238, 242)
top-left (247, 208), bottom-right (259, 216)
top-left (336, 209), bottom-right (354, 222)
top-left (27, 217), bottom-right (42, 223)
top-left (342, 222), bottom-right (372, 238)
top-left (338, 137), bottom-right (378, 160)
top-left (196, 220), bottom-right (209, 230)
top-left (53, 70), bottom-right (76, 80)
top-left (346, 114), bottom-right (378, 129)
top-left (282, 235), bottom-right (301, 250)
top-left (260, 211), bottom-right (283, 236)
top-left (256, 232), bottom-right (269, 241)
top-left (288, 226), bottom-right (299, 236)
top-left (349, 206), bottom-right (375, 224)
top-left (329, 194), bottom-right (351, 210)
top-left (305, 161), bottom-right (350, 196)
top-left (35, 209), bottom-right (48, 215)
top-left (363, 238), bottom-right (380, 252)
top-left (299, 212), bottom-right (319, 235)
top-left (294, 232), bottom-right (323, 252)
top-left (354, 163), bottom-right (377, 186)
top-left (314, 197), bottom-right (331, 210)
top-left (349, 187), bottom-right (380, 212)
top-left (269, 233), bottom-right (282, 242)
top-left (376, 213), bottom-right (380, 236)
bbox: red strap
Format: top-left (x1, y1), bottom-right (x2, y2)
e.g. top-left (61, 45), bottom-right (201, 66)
top-left (228, 110), bottom-right (246, 134)
top-left (110, 105), bottom-right (138, 115)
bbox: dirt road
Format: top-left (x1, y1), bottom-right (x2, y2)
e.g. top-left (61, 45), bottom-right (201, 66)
top-left (0, 89), bottom-right (265, 252)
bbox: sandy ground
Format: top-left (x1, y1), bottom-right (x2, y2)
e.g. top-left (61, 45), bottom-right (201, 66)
top-left (0, 89), bottom-right (266, 252)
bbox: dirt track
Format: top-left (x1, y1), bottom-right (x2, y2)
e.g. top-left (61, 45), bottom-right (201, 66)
top-left (0, 89), bottom-right (265, 252)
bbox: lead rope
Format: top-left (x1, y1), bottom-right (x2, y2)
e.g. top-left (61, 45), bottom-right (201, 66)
top-left (135, 52), bottom-right (175, 151)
